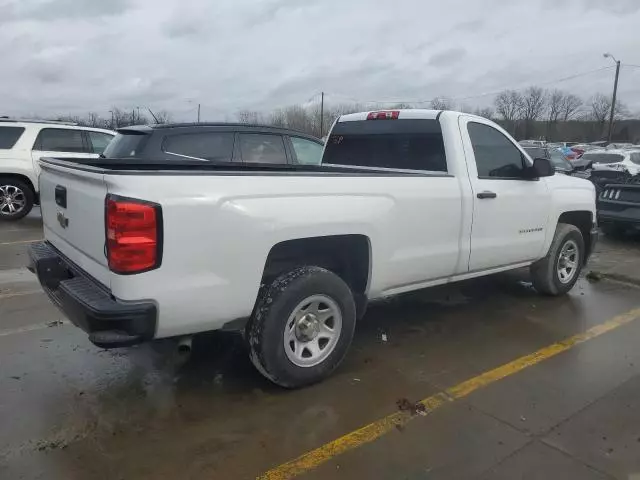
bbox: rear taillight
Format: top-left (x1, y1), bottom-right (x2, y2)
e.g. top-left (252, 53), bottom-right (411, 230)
top-left (366, 110), bottom-right (400, 120)
top-left (106, 196), bottom-right (162, 274)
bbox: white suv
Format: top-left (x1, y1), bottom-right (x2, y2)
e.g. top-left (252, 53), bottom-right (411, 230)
top-left (582, 149), bottom-right (640, 176)
top-left (0, 119), bottom-right (114, 220)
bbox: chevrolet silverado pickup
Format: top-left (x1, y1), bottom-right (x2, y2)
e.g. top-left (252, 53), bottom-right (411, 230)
top-left (28, 110), bottom-right (598, 388)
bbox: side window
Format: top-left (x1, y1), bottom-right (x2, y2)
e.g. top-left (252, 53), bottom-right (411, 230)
top-left (162, 132), bottom-right (234, 161)
top-left (631, 153), bottom-right (640, 165)
top-left (87, 132), bottom-right (114, 154)
top-left (467, 122), bottom-right (526, 179)
top-left (0, 127), bottom-right (25, 149)
top-left (290, 137), bottom-right (324, 165)
top-left (34, 128), bottom-right (86, 153)
top-left (239, 134), bottom-right (286, 164)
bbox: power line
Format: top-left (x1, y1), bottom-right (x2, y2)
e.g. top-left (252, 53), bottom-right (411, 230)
top-left (450, 65), bottom-right (616, 103)
top-left (325, 65), bottom-right (617, 106)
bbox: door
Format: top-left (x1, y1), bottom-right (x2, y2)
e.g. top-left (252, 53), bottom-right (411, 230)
top-left (31, 128), bottom-right (97, 179)
top-left (460, 117), bottom-right (550, 272)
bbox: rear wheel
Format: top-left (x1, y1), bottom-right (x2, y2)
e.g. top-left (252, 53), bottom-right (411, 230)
top-left (0, 178), bottom-right (34, 221)
top-left (246, 266), bottom-right (356, 388)
top-left (531, 223), bottom-right (584, 295)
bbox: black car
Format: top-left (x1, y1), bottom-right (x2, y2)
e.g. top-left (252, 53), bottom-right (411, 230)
top-left (102, 123), bottom-right (325, 166)
top-left (522, 146), bottom-right (575, 173)
top-left (598, 180), bottom-right (640, 237)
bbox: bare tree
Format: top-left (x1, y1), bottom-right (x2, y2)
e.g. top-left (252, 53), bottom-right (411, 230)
top-left (590, 93), bottom-right (611, 125)
top-left (494, 90), bottom-right (523, 135)
top-left (519, 87), bottom-right (547, 122)
top-left (494, 90), bottom-right (523, 122)
top-left (545, 89), bottom-right (567, 140)
top-left (559, 94), bottom-right (582, 121)
top-left (589, 93), bottom-right (628, 123)
top-left (389, 103), bottom-right (414, 109)
top-left (153, 110), bottom-right (172, 124)
top-left (472, 107), bottom-right (494, 120)
top-left (269, 109), bottom-right (286, 127)
top-left (237, 110), bottom-right (264, 124)
top-left (282, 105), bottom-right (314, 133)
top-left (430, 97), bottom-right (452, 110)
top-left (519, 87), bottom-right (547, 138)
top-left (547, 90), bottom-right (564, 124)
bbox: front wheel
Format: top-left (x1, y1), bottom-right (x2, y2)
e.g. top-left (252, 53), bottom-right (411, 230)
top-left (530, 223), bottom-right (584, 296)
top-left (246, 266), bottom-right (356, 388)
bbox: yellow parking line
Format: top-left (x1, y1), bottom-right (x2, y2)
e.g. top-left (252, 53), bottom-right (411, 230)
top-left (258, 307), bottom-right (640, 480)
top-left (0, 239), bottom-right (42, 246)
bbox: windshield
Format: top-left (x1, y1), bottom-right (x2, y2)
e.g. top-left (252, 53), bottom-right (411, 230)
top-left (581, 153), bottom-right (624, 164)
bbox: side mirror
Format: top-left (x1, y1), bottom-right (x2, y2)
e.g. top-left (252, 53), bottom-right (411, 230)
top-left (527, 157), bottom-right (554, 178)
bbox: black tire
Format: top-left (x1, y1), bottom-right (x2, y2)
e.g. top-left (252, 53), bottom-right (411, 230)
top-left (600, 222), bottom-right (626, 239)
top-left (246, 266), bottom-right (356, 388)
top-left (0, 178), bottom-right (34, 221)
top-left (530, 223), bottom-right (584, 296)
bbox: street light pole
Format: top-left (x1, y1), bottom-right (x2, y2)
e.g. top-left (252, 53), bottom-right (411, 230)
top-left (604, 53), bottom-right (621, 142)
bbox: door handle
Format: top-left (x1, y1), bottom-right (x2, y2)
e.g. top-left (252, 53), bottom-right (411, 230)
top-left (477, 191), bottom-right (497, 199)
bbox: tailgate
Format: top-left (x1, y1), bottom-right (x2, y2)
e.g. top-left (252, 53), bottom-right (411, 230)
top-left (39, 160), bottom-right (111, 287)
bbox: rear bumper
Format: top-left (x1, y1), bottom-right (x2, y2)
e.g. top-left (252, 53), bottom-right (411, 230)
top-left (598, 201), bottom-right (640, 225)
top-left (27, 241), bottom-right (156, 348)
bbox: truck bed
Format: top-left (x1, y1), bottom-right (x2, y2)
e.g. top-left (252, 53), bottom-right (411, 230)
top-left (41, 157), bottom-right (450, 176)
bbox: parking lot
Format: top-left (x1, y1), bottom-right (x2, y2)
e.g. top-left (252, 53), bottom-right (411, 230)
top-left (2, 211), bottom-right (640, 479)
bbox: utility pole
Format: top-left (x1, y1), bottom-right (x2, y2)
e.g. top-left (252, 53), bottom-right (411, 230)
top-left (197, 104), bottom-right (201, 123)
top-left (109, 110), bottom-right (114, 129)
top-left (607, 60), bottom-right (621, 142)
top-left (319, 92), bottom-right (324, 137)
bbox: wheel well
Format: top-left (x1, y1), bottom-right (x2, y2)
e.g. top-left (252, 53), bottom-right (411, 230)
top-left (262, 235), bottom-right (371, 318)
top-left (0, 174), bottom-right (37, 203)
top-left (558, 211), bottom-right (593, 257)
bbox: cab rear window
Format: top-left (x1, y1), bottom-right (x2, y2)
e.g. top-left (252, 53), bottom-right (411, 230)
top-left (323, 119), bottom-right (447, 172)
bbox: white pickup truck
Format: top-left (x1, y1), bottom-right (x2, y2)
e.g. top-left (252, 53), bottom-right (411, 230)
top-left (29, 110), bottom-right (597, 388)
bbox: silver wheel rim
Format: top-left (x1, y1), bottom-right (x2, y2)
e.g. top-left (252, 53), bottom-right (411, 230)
top-left (557, 239), bottom-right (579, 284)
top-left (283, 294), bottom-right (342, 368)
top-left (0, 185), bottom-right (26, 216)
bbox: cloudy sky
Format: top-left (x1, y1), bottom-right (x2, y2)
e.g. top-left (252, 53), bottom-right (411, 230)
top-left (2, 0), bottom-right (640, 121)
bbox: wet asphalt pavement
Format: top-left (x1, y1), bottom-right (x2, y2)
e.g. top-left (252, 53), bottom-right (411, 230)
top-left (2, 210), bottom-right (640, 479)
